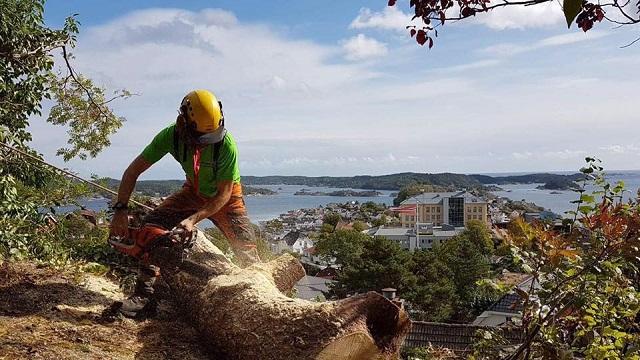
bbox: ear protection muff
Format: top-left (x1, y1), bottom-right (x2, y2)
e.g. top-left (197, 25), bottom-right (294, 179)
top-left (218, 101), bottom-right (225, 128)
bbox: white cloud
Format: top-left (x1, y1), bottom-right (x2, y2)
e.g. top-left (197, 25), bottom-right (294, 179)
top-left (349, 7), bottom-right (412, 32)
top-left (342, 34), bottom-right (388, 61)
top-left (481, 30), bottom-right (609, 56)
top-left (599, 144), bottom-right (640, 154)
top-left (475, 2), bottom-right (565, 30)
top-left (26, 6), bottom-right (640, 177)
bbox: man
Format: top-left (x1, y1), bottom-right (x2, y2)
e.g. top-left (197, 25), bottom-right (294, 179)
top-left (109, 89), bottom-right (258, 318)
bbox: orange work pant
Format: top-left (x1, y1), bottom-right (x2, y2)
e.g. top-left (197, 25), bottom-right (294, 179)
top-left (142, 182), bottom-right (255, 251)
top-left (136, 182), bottom-right (255, 296)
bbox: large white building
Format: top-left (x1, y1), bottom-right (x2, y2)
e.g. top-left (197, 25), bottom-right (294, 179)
top-left (398, 191), bottom-right (489, 228)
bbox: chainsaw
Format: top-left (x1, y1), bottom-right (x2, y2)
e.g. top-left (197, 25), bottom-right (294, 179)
top-left (108, 224), bottom-right (196, 262)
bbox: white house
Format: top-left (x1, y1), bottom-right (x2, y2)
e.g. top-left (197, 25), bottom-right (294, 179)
top-left (473, 276), bottom-right (534, 327)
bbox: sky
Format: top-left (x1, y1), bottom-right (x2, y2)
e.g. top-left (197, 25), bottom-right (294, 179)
top-left (31, 0), bottom-right (640, 179)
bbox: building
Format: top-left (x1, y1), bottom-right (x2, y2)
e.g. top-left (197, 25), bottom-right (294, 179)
top-left (270, 230), bottom-right (314, 255)
top-left (403, 321), bottom-right (524, 355)
top-left (294, 275), bottom-right (335, 301)
top-left (372, 226), bottom-right (463, 251)
top-left (398, 191), bottom-right (489, 228)
top-left (473, 275), bottom-right (534, 327)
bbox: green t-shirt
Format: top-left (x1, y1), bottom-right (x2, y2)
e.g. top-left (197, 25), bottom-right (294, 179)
top-left (141, 124), bottom-right (241, 197)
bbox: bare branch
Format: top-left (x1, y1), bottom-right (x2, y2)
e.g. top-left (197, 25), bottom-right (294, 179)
top-left (621, 34), bottom-right (640, 47)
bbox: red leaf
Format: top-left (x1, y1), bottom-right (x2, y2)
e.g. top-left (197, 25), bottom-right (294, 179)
top-left (388, 0), bottom-right (397, 6)
top-left (410, 29), bottom-right (417, 37)
top-left (416, 30), bottom-right (427, 45)
top-left (440, 11), bottom-right (446, 25)
top-left (595, 8), bottom-right (604, 21)
top-left (428, 37), bottom-right (434, 49)
top-left (461, 7), bottom-right (475, 17)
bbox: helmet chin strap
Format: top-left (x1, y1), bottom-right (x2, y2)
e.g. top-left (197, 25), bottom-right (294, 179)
top-left (195, 127), bottom-right (226, 145)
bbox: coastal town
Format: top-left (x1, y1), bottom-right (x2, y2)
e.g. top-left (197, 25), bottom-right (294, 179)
top-left (263, 189), bottom-right (555, 259)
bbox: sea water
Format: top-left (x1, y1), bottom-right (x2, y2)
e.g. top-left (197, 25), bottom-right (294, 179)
top-left (489, 170), bottom-right (640, 216)
top-left (66, 171), bottom-right (640, 224)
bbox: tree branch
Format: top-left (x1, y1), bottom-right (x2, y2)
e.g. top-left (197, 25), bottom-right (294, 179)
top-left (60, 46), bottom-right (111, 120)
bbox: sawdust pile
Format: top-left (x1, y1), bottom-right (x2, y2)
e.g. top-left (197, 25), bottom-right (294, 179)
top-left (0, 262), bottom-right (209, 360)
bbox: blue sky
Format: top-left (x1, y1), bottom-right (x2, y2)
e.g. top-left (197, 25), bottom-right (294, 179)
top-left (32, 1), bottom-right (640, 179)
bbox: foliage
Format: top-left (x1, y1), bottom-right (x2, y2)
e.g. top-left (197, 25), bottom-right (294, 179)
top-left (315, 229), bottom-right (369, 266)
top-left (48, 72), bottom-right (131, 161)
top-left (478, 158), bottom-right (640, 359)
top-left (316, 220), bottom-right (499, 321)
top-left (388, 0), bottom-right (630, 49)
top-left (0, 0), bottom-right (128, 261)
top-left (408, 248), bottom-right (459, 321)
top-left (464, 219), bottom-right (495, 256)
top-left (371, 214), bottom-right (388, 227)
top-left (322, 212), bottom-right (342, 228)
top-left (469, 329), bottom-right (512, 360)
top-left (329, 236), bottom-right (417, 298)
top-left (350, 220), bottom-right (367, 232)
top-left (409, 222), bottom-right (499, 322)
top-left (402, 344), bottom-right (456, 359)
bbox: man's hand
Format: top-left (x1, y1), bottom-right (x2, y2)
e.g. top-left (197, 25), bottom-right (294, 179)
top-left (110, 210), bottom-right (129, 238)
top-left (176, 218), bottom-right (196, 233)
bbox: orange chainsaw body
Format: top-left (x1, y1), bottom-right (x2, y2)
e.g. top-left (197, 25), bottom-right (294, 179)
top-left (108, 224), bottom-right (171, 261)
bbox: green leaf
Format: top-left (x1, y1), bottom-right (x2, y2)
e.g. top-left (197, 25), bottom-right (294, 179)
top-left (563, 0), bottom-right (582, 28)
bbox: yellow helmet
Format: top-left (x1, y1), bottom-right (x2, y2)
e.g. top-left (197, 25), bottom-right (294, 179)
top-left (180, 89), bottom-right (224, 133)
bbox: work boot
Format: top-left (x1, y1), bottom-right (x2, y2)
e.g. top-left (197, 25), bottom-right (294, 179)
top-left (119, 294), bottom-right (157, 319)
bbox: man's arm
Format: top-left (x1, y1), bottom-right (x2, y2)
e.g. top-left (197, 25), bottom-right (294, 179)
top-left (178, 180), bottom-right (234, 231)
top-left (109, 155), bottom-right (153, 237)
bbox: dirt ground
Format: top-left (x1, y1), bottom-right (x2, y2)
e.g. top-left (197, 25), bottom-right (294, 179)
top-left (0, 261), bottom-right (210, 360)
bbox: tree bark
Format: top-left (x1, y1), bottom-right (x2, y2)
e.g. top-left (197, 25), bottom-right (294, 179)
top-left (150, 231), bottom-right (411, 360)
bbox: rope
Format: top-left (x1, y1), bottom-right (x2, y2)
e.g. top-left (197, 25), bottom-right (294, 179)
top-left (0, 142), bottom-right (153, 211)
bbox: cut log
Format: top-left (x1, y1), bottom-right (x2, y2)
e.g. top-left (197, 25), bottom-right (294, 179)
top-left (150, 231), bottom-right (411, 360)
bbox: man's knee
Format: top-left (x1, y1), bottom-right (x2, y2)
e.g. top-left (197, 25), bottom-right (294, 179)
top-left (230, 215), bottom-right (255, 243)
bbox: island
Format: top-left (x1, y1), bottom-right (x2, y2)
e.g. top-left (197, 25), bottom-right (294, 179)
top-left (243, 186), bottom-right (277, 196)
top-left (294, 189), bottom-right (381, 197)
top-left (535, 178), bottom-right (578, 191)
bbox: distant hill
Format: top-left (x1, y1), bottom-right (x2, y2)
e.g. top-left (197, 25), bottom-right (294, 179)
top-left (469, 173), bottom-right (584, 186)
top-left (242, 173), bottom-right (482, 190)
top-left (101, 172), bottom-right (584, 197)
top-left (244, 172), bottom-right (584, 191)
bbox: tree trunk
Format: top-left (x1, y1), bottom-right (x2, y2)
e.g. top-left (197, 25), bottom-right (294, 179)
top-left (150, 232), bottom-right (411, 360)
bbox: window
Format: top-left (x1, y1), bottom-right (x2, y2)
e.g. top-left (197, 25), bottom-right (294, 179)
top-left (425, 207), bottom-right (430, 213)
top-left (437, 207), bottom-right (441, 213)
top-left (467, 215), bottom-right (472, 221)
top-left (448, 197), bottom-right (465, 227)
